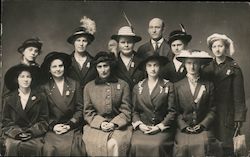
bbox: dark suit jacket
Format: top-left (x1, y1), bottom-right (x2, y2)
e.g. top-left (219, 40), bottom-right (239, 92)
top-left (67, 52), bottom-right (96, 90)
top-left (137, 39), bottom-right (172, 61)
top-left (132, 79), bottom-right (176, 126)
top-left (160, 61), bottom-right (187, 83)
top-left (2, 89), bottom-right (49, 138)
top-left (174, 77), bottom-right (216, 130)
top-left (42, 77), bottom-right (83, 130)
top-left (114, 51), bottom-right (144, 90)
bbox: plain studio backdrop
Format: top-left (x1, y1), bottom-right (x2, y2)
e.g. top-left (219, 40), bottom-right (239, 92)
top-left (1, 1), bottom-right (250, 151)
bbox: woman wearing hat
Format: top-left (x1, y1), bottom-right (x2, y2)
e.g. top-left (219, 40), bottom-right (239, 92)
top-left (2, 38), bottom-right (42, 97)
top-left (2, 64), bottom-right (49, 156)
top-left (67, 16), bottom-right (97, 90)
top-left (130, 55), bottom-right (176, 157)
top-left (41, 52), bottom-right (86, 156)
top-left (203, 33), bottom-right (247, 156)
top-left (173, 50), bottom-right (222, 157)
top-left (160, 25), bottom-right (192, 83)
top-left (83, 51), bottom-right (132, 156)
top-left (112, 26), bottom-right (144, 90)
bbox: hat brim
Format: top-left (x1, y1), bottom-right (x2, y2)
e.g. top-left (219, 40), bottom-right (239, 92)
top-left (67, 33), bottom-right (95, 44)
top-left (4, 64), bottom-right (39, 91)
top-left (176, 57), bottom-right (212, 65)
top-left (111, 35), bottom-right (142, 43)
top-left (167, 34), bottom-right (192, 45)
top-left (138, 55), bottom-right (169, 71)
top-left (17, 43), bottom-right (42, 53)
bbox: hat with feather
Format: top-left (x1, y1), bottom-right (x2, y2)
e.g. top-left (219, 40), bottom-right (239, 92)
top-left (167, 24), bottom-right (192, 45)
top-left (67, 16), bottom-right (96, 44)
top-left (111, 12), bottom-right (141, 43)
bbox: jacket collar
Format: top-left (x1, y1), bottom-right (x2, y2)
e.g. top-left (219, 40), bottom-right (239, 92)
top-left (95, 75), bottom-right (118, 85)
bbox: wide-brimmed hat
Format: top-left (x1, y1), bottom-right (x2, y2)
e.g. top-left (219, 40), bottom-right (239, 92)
top-left (92, 51), bottom-right (116, 67)
top-left (167, 30), bottom-right (192, 45)
top-left (111, 26), bottom-right (141, 43)
top-left (207, 33), bottom-right (235, 56)
top-left (4, 64), bottom-right (38, 91)
top-left (17, 38), bottom-right (43, 53)
top-left (138, 55), bottom-right (169, 71)
top-left (40, 52), bottom-right (72, 78)
top-left (67, 16), bottom-right (96, 44)
top-left (176, 49), bottom-right (213, 65)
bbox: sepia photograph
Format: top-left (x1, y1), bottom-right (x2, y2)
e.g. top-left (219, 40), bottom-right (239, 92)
top-left (1, 1), bottom-right (250, 156)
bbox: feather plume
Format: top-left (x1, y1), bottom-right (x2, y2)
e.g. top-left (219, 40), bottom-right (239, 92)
top-left (80, 16), bottom-right (96, 35)
top-left (123, 11), bottom-right (134, 31)
top-left (179, 24), bottom-right (186, 33)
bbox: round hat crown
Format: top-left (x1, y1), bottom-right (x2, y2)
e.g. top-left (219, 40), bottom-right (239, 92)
top-left (117, 26), bottom-right (136, 36)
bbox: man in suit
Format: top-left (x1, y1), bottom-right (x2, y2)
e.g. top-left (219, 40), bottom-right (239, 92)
top-left (137, 18), bottom-right (172, 61)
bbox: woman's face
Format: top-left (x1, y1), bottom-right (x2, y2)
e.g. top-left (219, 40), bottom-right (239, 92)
top-left (118, 37), bottom-right (135, 56)
top-left (146, 60), bottom-right (160, 78)
top-left (18, 71), bottom-right (32, 89)
top-left (96, 62), bottom-right (111, 79)
top-left (211, 40), bottom-right (226, 57)
top-left (74, 36), bottom-right (88, 54)
top-left (185, 58), bottom-right (200, 75)
top-left (50, 59), bottom-right (64, 79)
top-left (171, 40), bottom-right (185, 56)
top-left (22, 46), bottom-right (39, 62)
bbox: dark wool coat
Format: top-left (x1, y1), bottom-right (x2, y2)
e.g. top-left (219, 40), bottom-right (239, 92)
top-left (114, 51), bottom-right (144, 90)
top-left (67, 51), bottom-right (96, 90)
top-left (202, 56), bottom-right (247, 148)
top-left (83, 78), bottom-right (132, 156)
top-left (130, 78), bottom-right (176, 157)
top-left (173, 77), bottom-right (222, 157)
top-left (42, 77), bottom-right (86, 156)
top-left (137, 39), bottom-right (173, 61)
top-left (2, 89), bottom-right (49, 156)
top-left (160, 61), bottom-right (187, 83)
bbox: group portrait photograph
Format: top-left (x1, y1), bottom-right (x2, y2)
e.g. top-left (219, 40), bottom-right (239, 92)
top-left (0, 1), bottom-right (250, 157)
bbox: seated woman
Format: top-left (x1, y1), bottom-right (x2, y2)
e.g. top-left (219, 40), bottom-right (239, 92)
top-left (130, 55), bottom-right (176, 157)
top-left (41, 52), bottom-right (86, 156)
top-left (173, 50), bottom-right (222, 157)
top-left (2, 64), bottom-right (49, 156)
top-left (83, 51), bottom-right (132, 156)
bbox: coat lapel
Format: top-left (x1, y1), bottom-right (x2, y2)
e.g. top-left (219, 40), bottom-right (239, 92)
top-left (128, 54), bottom-right (141, 76)
top-left (63, 78), bottom-right (75, 108)
top-left (180, 78), bottom-right (196, 108)
top-left (140, 79), bottom-right (155, 111)
top-left (24, 90), bottom-right (40, 113)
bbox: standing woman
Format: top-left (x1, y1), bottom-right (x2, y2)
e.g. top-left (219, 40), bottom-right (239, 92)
top-left (173, 50), bottom-right (222, 157)
top-left (2, 64), bottom-right (49, 156)
top-left (130, 55), bottom-right (176, 157)
top-left (203, 33), bottom-right (247, 156)
top-left (41, 52), bottom-right (86, 156)
top-left (160, 25), bottom-right (192, 83)
top-left (83, 51), bottom-right (132, 156)
top-left (67, 16), bottom-right (97, 89)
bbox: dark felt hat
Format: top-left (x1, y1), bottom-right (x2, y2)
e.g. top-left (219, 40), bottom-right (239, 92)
top-left (92, 51), bottom-right (116, 66)
top-left (138, 55), bottom-right (169, 71)
top-left (167, 30), bottom-right (192, 45)
top-left (17, 38), bottom-right (43, 53)
top-left (67, 27), bottom-right (95, 44)
top-left (40, 51), bottom-right (72, 78)
top-left (4, 64), bottom-right (38, 91)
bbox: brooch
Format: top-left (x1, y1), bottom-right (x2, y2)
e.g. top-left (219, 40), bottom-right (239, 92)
top-left (180, 67), bottom-right (184, 73)
top-left (131, 62), bottom-right (135, 68)
top-left (66, 91), bottom-right (70, 96)
top-left (160, 86), bottom-right (163, 93)
top-left (226, 69), bottom-right (231, 75)
top-left (31, 96), bottom-right (36, 101)
top-left (165, 87), bottom-right (169, 94)
top-left (117, 84), bottom-right (121, 90)
top-left (86, 62), bottom-right (90, 68)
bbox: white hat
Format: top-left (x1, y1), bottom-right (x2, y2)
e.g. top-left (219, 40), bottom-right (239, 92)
top-left (176, 49), bottom-right (213, 65)
top-left (207, 33), bottom-right (235, 56)
top-left (111, 26), bottom-right (141, 43)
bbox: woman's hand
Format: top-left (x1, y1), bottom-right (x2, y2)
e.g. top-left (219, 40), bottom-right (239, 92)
top-left (144, 126), bottom-right (160, 135)
top-left (101, 122), bottom-right (115, 132)
top-left (139, 123), bottom-right (151, 133)
top-left (53, 124), bottom-right (70, 134)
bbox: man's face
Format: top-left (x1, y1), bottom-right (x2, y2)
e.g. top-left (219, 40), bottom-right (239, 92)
top-left (148, 18), bottom-right (164, 41)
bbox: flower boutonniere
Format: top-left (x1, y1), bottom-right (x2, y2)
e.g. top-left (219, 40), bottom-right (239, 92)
top-left (226, 69), bottom-right (231, 75)
top-left (117, 84), bottom-right (121, 90)
top-left (131, 62), bottom-right (135, 68)
top-left (31, 96), bottom-right (36, 101)
top-left (66, 91), bottom-right (70, 96)
top-left (86, 62), bottom-right (90, 68)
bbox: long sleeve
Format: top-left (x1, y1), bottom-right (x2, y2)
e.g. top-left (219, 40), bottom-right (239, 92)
top-left (131, 85), bottom-right (142, 128)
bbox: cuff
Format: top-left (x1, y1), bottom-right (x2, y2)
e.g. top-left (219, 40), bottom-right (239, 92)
top-left (132, 121), bottom-right (143, 130)
top-left (156, 123), bottom-right (170, 131)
